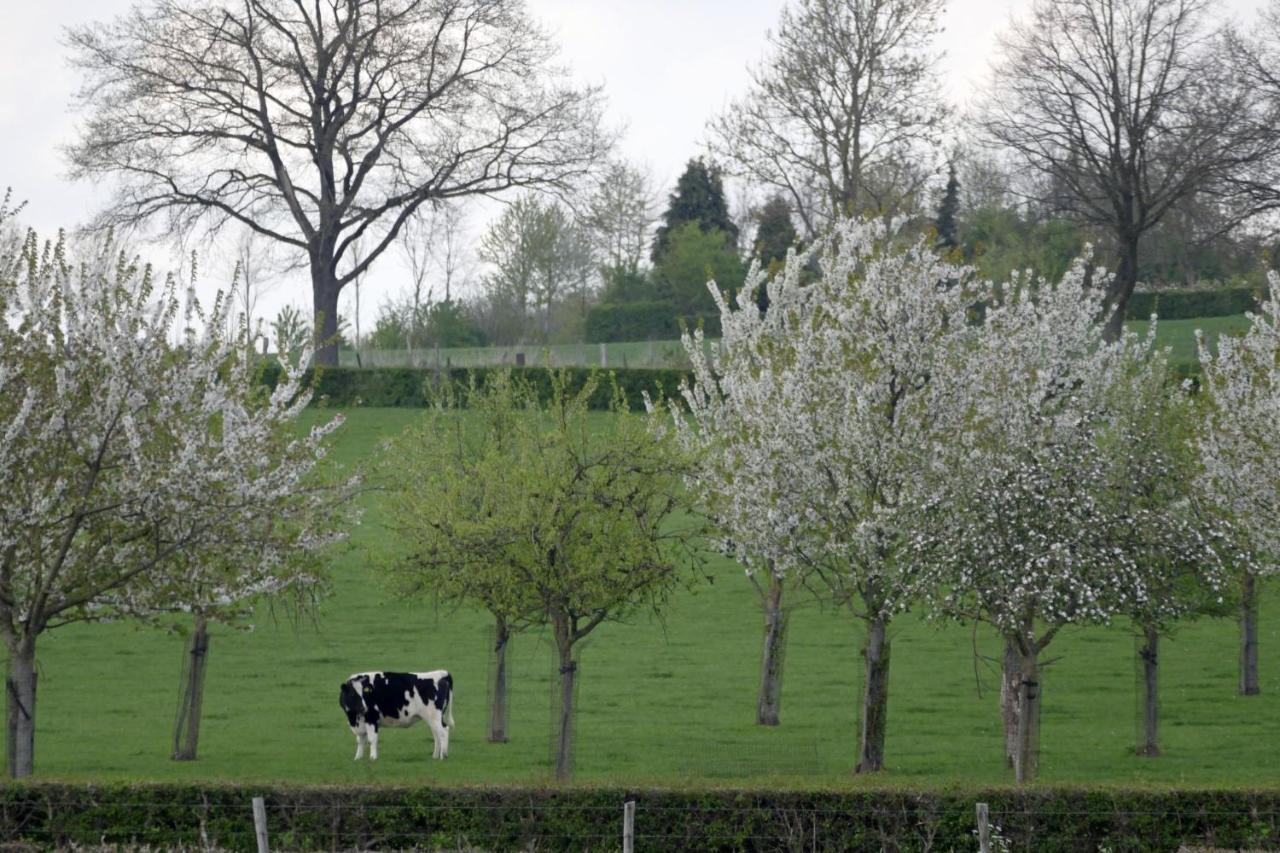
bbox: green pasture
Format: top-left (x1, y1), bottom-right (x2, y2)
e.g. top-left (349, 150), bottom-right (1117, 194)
top-left (341, 315), bottom-right (1253, 373)
top-left (6, 406), bottom-right (1278, 789)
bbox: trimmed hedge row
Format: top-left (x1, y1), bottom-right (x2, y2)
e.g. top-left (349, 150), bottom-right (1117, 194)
top-left (262, 364), bottom-right (693, 411)
top-left (1126, 286), bottom-right (1262, 321)
top-left (0, 784), bottom-right (1276, 851)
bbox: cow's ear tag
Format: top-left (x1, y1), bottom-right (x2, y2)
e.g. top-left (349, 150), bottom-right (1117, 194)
top-left (363, 685), bottom-right (371, 694)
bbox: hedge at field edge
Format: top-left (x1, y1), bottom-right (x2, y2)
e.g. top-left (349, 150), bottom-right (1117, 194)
top-left (0, 784), bottom-right (1276, 852)
top-left (261, 363), bottom-right (695, 410)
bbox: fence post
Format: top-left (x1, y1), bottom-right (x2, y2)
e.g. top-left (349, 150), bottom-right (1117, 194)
top-left (252, 796), bottom-right (270, 853)
top-left (599, 342), bottom-right (608, 368)
top-left (976, 802), bottom-right (990, 853)
top-left (623, 799), bottom-right (635, 853)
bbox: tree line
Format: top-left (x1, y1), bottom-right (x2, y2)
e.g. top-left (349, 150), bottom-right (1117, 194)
top-left (62, 0), bottom-right (1280, 360)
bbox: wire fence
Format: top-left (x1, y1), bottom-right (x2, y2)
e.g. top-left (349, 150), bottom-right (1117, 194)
top-left (4, 794), bottom-right (1279, 852)
top-left (335, 339), bottom-right (708, 371)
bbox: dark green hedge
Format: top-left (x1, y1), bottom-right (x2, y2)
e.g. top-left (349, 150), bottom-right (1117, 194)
top-left (1126, 286), bottom-right (1262, 320)
top-left (262, 364), bottom-right (693, 411)
top-left (1, 784), bottom-right (1277, 852)
top-left (586, 300), bottom-right (722, 342)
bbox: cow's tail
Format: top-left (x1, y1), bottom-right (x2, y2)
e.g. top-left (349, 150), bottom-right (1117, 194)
top-left (440, 673), bottom-right (455, 728)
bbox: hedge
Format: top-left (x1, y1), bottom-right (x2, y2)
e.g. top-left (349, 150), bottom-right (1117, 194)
top-left (585, 300), bottom-right (722, 343)
top-left (1126, 286), bottom-right (1262, 321)
top-left (261, 363), bottom-right (693, 411)
top-left (0, 784), bottom-right (1276, 851)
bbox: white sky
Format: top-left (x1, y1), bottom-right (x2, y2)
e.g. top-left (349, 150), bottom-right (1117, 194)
top-left (0, 0), bottom-right (1264, 337)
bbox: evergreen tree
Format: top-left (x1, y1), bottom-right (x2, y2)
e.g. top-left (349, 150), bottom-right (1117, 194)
top-left (652, 158), bottom-right (738, 262)
top-left (754, 194), bottom-right (799, 268)
top-left (935, 164), bottom-right (960, 251)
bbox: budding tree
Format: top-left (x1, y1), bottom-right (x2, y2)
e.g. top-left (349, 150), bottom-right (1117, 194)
top-left (670, 219), bottom-right (980, 771)
top-left (981, 0), bottom-right (1277, 340)
top-left (385, 371), bottom-right (703, 780)
top-left (68, 0), bottom-right (608, 366)
top-left (0, 220), bottom-right (352, 777)
top-left (708, 0), bottom-right (949, 236)
top-left (1196, 277), bottom-right (1280, 696)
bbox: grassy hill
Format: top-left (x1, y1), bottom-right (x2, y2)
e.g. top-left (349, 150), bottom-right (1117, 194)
top-left (6, 407), bottom-right (1276, 788)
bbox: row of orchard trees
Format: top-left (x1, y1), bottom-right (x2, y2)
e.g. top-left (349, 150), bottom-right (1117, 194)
top-left (668, 218), bottom-right (1277, 784)
top-left (0, 201), bottom-right (357, 779)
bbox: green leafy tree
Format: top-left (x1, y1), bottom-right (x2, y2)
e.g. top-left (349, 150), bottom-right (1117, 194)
top-left (652, 223), bottom-right (746, 317)
top-left (382, 371), bottom-right (703, 779)
top-left (652, 158), bottom-right (738, 262)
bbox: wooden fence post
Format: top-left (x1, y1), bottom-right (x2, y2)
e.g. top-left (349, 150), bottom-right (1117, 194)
top-left (976, 802), bottom-right (990, 853)
top-left (252, 796), bottom-right (270, 853)
top-left (600, 342), bottom-right (608, 368)
top-left (623, 799), bottom-right (635, 853)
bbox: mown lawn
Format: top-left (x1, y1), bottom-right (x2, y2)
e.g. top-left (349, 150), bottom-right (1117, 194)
top-left (7, 406), bottom-right (1278, 789)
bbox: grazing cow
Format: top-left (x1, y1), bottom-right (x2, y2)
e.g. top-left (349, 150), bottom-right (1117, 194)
top-left (339, 670), bottom-right (454, 761)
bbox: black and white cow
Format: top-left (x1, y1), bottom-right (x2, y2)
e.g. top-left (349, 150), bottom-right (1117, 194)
top-left (339, 670), bottom-right (454, 761)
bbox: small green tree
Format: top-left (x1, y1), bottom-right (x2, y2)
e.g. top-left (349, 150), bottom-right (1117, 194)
top-left (652, 223), bottom-right (746, 317)
top-left (383, 371), bottom-right (703, 779)
top-left (652, 158), bottom-right (738, 262)
top-left (934, 164), bottom-right (960, 252)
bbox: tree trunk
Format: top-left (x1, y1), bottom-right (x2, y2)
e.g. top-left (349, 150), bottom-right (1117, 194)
top-left (1001, 638), bottom-right (1021, 769)
top-left (1137, 626), bottom-right (1160, 757)
top-left (1103, 232), bottom-right (1140, 342)
top-left (1240, 572), bottom-right (1260, 696)
top-left (552, 616), bottom-right (576, 782)
top-left (855, 616), bottom-right (890, 774)
top-left (172, 614), bottom-right (210, 761)
top-left (756, 572), bottom-right (787, 727)
top-left (5, 641), bottom-right (37, 779)
top-left (312, 254), bottom-right (342, 367)
top-left (1014, 649), bottom-right (1041, 785)
top-left (488, 616), bottom-right (511, 744)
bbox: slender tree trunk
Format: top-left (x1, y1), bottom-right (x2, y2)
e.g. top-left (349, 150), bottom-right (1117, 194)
top-left (1001, 638), bottom-right (1021, 769)
top-left (312, 250), bottom-right (342, 367)
top-left (1014, 648), bottom-right (1041, 785)
top-left (1137, 626), bottom-right (1160, 757)
top-left (172, 614), bottom-right (210, 761)
top-left (855, 616), bottom-right (890, 774)
top-left (757, 572), bottom-right (787, 727)
top-left (552, 615), bottom-right (576, 782)
top-left (5, 640), bottom-right (37, 779)
top-left (1103, 232), bottom-right (1141, 342)
top-left (488, 616), bottom-right (511, 744)
top-left (1240, 572), bottom-right (1260, 696)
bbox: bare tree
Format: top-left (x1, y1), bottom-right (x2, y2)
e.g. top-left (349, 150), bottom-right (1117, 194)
top-left (707, 0), bottom-right (949, 237)
top-left (583, 160), bottom-right (659, 274)
top-left (398, 202), bottom-right (470, 357)
top-left (67, 0), bottom-right (608, 366)
top-left (981, 0), bottom-right (1279, 340)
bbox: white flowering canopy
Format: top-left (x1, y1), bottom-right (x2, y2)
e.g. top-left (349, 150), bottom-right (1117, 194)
top-left (1197, 276), bottom-right (1280, 574)
top-left (918, 258), bottom-right (1231, 640)
top-left (670, 218), bottom-right (982, 618)
top-left (0, 225), bottom-right (353, 644)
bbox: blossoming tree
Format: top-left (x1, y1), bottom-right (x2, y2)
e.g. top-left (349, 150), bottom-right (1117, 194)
top-left (0, 223), bottom-right (350, 777)
top-left (1197, 278), bottom-right (1280, 696)
top-left (914, 262), bottom-right (1231, 782)
top-left (672, 218), bottom-right (981, 772)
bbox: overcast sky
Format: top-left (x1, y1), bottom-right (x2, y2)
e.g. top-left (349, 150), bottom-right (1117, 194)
top-left (0, 0), bottom-right (1264, 337)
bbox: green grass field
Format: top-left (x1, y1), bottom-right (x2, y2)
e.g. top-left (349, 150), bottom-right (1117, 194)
top-left (6, 406), bottom-right (1277, 790)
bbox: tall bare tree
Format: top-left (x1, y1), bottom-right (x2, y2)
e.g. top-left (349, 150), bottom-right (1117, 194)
top-left (68, 0), bottom-right (608, 365)
top-left (707, 0), bottom-right (949, 237)
top-left (981, 0), bottom-right (1279, 340)
top-left (583, 160), bottom-right (658, 275)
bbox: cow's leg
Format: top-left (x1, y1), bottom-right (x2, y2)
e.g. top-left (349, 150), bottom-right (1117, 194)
top-left (351, 725), bottom-right (365, 760)
top-left (366, 723), bottom-right (380, 761)
top-left (426, 709), bottom-right (447, 759)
